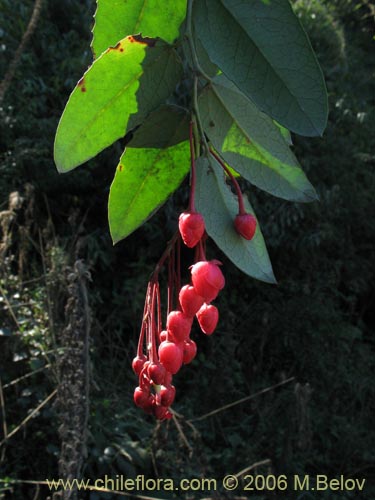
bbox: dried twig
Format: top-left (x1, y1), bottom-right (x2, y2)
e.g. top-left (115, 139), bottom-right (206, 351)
top-left (0, 378), bottom-right (8, 463)
top-left (0, 0), bottom-right (44, 103)
top-left (0, 389), bottom-right (57, 447)
top-left (188, 377), bottom-right (295, 422)
top-left (234, 459), bottom-right (272, 478)
top-left (3, 364), bottom-right (51, 390)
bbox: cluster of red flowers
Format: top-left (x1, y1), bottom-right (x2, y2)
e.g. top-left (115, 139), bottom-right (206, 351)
top-left (132, 122), bottom-right (257, 420)
top-left (132, 226), bottom-right (225, 419)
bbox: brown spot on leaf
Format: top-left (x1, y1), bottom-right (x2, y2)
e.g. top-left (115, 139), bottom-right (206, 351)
top-left (107, 41), bottom-right (124, 52)
top-left (78, 77), bottom-right (86, 92)
top-left (128, 34), bottom-right (156, 47)
top-left (118, 164), bottom-right (124, 172)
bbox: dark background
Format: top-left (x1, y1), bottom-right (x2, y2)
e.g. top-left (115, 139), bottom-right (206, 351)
top-left (0, 0), bottom-right (374, 498)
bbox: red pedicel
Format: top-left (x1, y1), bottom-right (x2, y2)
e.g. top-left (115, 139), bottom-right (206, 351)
top-left (196, 304), bottom-right (219, 335)
top-left (234, 213), bottom-right (257, 240)
top-left (178, 212), bottom-right (205, 248)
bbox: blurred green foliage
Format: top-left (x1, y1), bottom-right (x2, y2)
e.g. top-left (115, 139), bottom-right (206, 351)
top-left (0, 0), bottom-right (374, 498)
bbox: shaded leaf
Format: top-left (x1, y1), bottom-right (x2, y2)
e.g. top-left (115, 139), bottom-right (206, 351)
top-left (199, 75), bottom-right (317, 202)
top-left (128, 104), bottom-right (189, 148)
top-left (92, 0), bottom-right (187, 57)
top-left (55, 37), bottom-right (183, 173)
top-left (194, 0), bottom-right (328, 136)
top-left (195, 156), bottom-right (276, 283)
top-left (109, 141), bottom-right (190, 243)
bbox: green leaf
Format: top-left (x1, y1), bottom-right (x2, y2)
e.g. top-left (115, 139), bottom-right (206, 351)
top-left (54, 37), bottom-right (183, 173)
top-left (109, 141), bottom-right (190, 244)
top-left (195, 156), bottom-right (276, 284)
top-left (92, 0), bottom-right (187, 58)
top-left (194, 0), bottom-right (328, 136)
top-left (128, 104), bottom-right (189, 148)
top-left (199, 75), bottom-right (317, 202)
top-left (274, 122), bottom-right (293, 146)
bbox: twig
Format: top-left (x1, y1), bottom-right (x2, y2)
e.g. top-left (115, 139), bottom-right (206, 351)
top-left (0, 0), bottom-right (44, 103)
top-left (188, 377), bottom-right (295, 422)
top-left (234, 459), bottom-right (272, 478)
top-left (3, 364), bottom-right (51, 389)
top-left (0, 378), bottom-right (8, 463)
top-left (172, 414), bottom-right (194, 457)
top-left (0, 388), bottom-right (57, 447)
top-left (0, 283), bottom-right (21, 331)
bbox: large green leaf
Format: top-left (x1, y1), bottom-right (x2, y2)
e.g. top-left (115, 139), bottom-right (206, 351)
top-left (54, 37), bottom-right (183, 173)
top-left (195, 156), bottom-right (276, 284)
top-left (194, 0), bottom-right (328, 136)
top-left (199, 75), bottom-right (317, 202)
top-left (109, 140), bottom-right (190, 244)
top-left (92, 0), bottom-right (187, 58)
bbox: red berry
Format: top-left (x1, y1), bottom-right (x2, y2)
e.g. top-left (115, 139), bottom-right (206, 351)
top-left (159, 330), bottom-right (168, 342)
top-left (132, 354), bottom-right (147, 375)
top-left (166, 310), bottom-right (192, 342)
top-left (158, 341), bottom-right (183, 374)
top-left (179, 285), bottom-right (204, 317)
top-left (147, 362), bottom-right (166, 385)
top-left (154, 405), bottom-right (172, 420)
top-left (142, 394), bottom-right (156, 414)
top-left (196, 304), bottom-right (219, 335)
top-left (191, 260), bottom-right (225, 303)
top-left (234, 213), bottom-right (257, 240)
top-left (160, 385), bottom-right (176, 406)
top-left (164, 371), bottom-right (173, 386)
top-left (183, 339), bottom-right (197, 364)
top-left (179, 212), bottom-right (205, 248)
top-left (133, 386), bottom-right (150, 408)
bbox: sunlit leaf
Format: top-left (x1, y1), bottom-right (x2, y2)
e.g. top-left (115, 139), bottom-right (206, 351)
top-left (54, 37), bottom-right (183, 173)
top-left (199, 75), bottom-right (317, 202)
top-left (109, 138), bottom-right (190, 243)
top-left (92, 0), bottom-right (187, 57)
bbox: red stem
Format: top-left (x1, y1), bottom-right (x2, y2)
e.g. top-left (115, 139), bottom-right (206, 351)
top-left (210, 148), bottom-right (246, 215)
top-left (155, 282), bottom-right (162, 340)
top-left (176, 237), bottom-right (181, 310)
top-left (150, 283), bottom-right (158, 363)
top-left (188, 120), bottom-right (197, 212)
top-left (151, 231), bottom-right (180, 282)
top-left (137, 282), bottom-right (151, 357)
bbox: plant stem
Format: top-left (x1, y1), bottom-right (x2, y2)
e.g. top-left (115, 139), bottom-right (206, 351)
top-left (188, 121), bottom-right (197, 212)
top-left (185, 0), bottom-right (212, 83)
top-left (210, 148), bottom-right (246, 215)
top-left (151, 231), bottom-right (180, 282)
